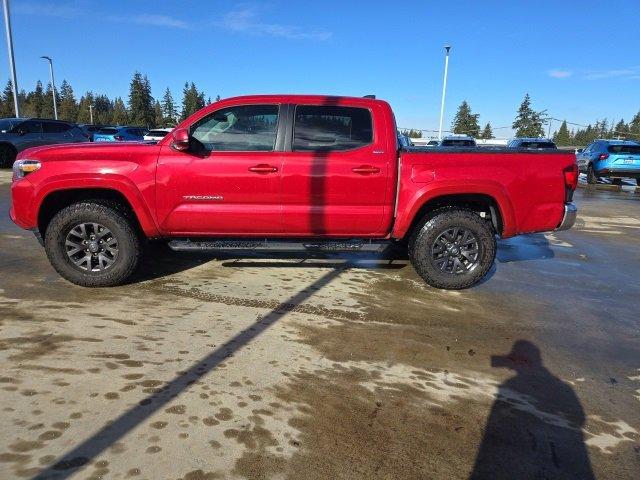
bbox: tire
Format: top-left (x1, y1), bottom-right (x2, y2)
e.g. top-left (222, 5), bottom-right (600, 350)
top-left (586, 164), bottom-right (597, 185)
top-left (611, 178), bottom-right (623, 186)
top-left (408, 207), bottom-right (496, 290)
top-left (636, 178), bottom-right (639, 187)
top-left (0, 144), bottom-right (16, 168)
top-left (44, 201), bottom-right (141, 287)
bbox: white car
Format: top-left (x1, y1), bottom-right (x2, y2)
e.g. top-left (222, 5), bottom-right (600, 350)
top-left (143, 128), bottom-right (173, 142)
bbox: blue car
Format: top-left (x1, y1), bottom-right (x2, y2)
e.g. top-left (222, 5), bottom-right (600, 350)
top-left (576, 139), bottom-right (640, 185)
top-left (92, 126), bottom-right (147, 142)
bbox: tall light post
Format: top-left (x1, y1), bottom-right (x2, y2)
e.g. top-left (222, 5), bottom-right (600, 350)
top-left (40, 55), bottom-right (58, 119)
top-left (2, 0), bottom-right (20, 117)
top-left (438, 45), bottom-right (451, 140)
top-left (89, 104), bottom-right (94, 124)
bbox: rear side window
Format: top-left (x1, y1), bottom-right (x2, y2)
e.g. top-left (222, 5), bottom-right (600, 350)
top-left (43, 122), bottom-right (71, 133)
top-left (191, 104), bottom-right (279, 152)
top-left (98, 128), bottom-right (118, 134)
top-left (607, 144), bottom-right (640, 154)
top-left (293, 105), bottom-right (373, 151)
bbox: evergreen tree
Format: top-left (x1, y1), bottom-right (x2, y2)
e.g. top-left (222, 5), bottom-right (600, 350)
top-left (41, 83), bottom-right (59, 119)
top-left (153, 100), bottom-right (164, 128)
top-left (58, 80), bottom-right (78, 121)
top-left (629, 111), bottom-right (640, 139)
top-left (0, 81), bottom-right (17, 117)
top-left (161, 88), bottom-right (177, 125)
top-left (76, 92), bottom-right (95, 124)
top-left (128, 72), bottom-right (154, 127)
top-left (215, 95), bottom-right (221, 102)
top-left (180, 82), bottom-right (206, 120)
top-left (553, 120), bottom-right (572, 146)
top-left (613, 119), bottom-right (629, 139)
top-left (479, 122), bottom-right (494, 139)
top-left (24, 81), bottom-right (45, 118)
top-left (451, 100), bottom-right (480, 136)
top-left (112, 97), bottom-right (129, 125)
top-left (512, 94), bottom-right (546, 137)
top-left (94, 94), bottom-right (113, 125)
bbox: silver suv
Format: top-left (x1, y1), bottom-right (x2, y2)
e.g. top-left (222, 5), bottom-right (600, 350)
top-left (0, 118), bottom-right (89, 167)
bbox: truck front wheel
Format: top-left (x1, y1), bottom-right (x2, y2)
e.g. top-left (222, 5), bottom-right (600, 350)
top-left (408, 208), bottom-right (496, 289)
top-left (44, 201), bottom-right (141, 287)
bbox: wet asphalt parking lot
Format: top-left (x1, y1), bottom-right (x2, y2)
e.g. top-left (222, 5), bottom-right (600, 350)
top-left (0, 169), bottom-right (639, 479)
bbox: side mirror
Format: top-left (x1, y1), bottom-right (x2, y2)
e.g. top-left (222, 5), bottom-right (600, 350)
top-left (170, 128), bottom-right (190, 151)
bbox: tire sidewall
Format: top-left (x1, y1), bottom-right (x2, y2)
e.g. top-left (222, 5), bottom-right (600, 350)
top-left (44, 203), bottom-right (139, 287)
top-left (410, 209), bottom-right (496, 289)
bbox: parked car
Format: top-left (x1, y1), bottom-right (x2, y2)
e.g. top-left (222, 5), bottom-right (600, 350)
top-left (92, 126), bottom-right (147, 142)
top-left (79, 124), bottom-right (109, 142)
top-left (0, 118), bottom-right (88, 167)
top-left (10, 94), bottom-right (578, 289)
top-left (426, 140), bottom-right (440, 147)
top-left (507, 138), bottom-right (557, 150)
top-left (143, 128), bottom-right (173, 142)
top-left (440, 135), bottom-right (477, 147)
top-left (576, 139), bottom-right (640, 185)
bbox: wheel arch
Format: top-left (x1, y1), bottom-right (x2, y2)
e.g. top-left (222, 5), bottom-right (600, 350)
top-left (401, 193), bottom-right (504, 241)
top-left (37, 188), bottom-right (148, 239)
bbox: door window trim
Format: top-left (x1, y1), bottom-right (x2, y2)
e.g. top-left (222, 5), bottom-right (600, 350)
top-left (188, 103), bottom-right (284, 153)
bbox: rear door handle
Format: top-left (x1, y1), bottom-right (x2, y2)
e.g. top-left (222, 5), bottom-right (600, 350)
top-left (352, 165), bottom-right (380, 174)
top-left (248, 164), bottom-right (278, 173)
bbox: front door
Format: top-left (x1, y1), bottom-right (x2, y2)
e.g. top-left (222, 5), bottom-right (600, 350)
top-left (281, 104), bottom-right (394, 236)
top-left (155, 104), bottom-right (283, 235)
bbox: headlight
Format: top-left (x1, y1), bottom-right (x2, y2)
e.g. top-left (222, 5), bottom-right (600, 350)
top-left (13, 159), bottom-right (41, 181)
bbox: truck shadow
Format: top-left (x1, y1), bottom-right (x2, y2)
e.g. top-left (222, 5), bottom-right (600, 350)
top-left (496, 233), bottom-right (555, 263)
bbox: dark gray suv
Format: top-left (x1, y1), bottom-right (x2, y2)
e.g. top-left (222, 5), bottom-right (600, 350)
top-left (0, 118), bottom-right (89, 167)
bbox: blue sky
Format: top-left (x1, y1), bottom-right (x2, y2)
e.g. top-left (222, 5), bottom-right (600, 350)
top-left (2, 0), bottom-right (640, 137)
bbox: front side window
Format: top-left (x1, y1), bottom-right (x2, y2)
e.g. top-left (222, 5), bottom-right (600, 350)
top-left (191, 104), bottom-right (279, 152)
top-left (293, 105), bottom-right (373, 151)
top-left (14, 120), bottom-right (42, 134)
top-left (43, 122), bottom-right (71, 133)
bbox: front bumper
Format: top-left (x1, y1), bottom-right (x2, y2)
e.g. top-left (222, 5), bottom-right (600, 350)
top-left (556, 202), bottom-right (577, 231)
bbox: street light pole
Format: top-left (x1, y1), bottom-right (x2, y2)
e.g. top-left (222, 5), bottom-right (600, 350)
top-left (89, 104), bottom-right (93, 124)
top-left (438, 45), bottom-right (451, 140)
top-left (41, 55), bottom-right (58, 120)
top-left (2, 0), bottom-right (20, 117)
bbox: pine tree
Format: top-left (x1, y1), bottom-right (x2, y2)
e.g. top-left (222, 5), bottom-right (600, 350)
top-left (161, 88), bottom-right (177, 125)
top-left (215, 95), bottom-right (221, 102)
top-left (128, 72), bottom-right (154, 127)
top-left (41, 83), bottom-right (60, 119)
top-left (76, 92), bottom-right (95, 124)
top-left (58, 80), bottom-right (78, 121)
top-left (94, 94), bottom-right (113, 125)
top-left (479, 122), bottom-right (493, 139)
top-left (451, 101), bottom-right (480, 136)
top-left (613, 119), bottom-right (629, 139)
top-left (629, 111), bottom-right (640, 139)
top-left (24, 81), bottom-right (45, 118)
top-left (112, 97), bottom-right (129, 125)
top-left (181, 82), bottom-right (206, 120)
top-left (553, 120), bottom-right (572, 146)
top-left (153, 100), bottom-right (164, 128)
top-left (512, 94), bottom-right (546, 137)
top-left (0, 81), bottom-right (17, 117)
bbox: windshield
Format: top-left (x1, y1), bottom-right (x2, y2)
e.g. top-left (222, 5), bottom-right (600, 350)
top-left (607, 144), bottom-right (640, 154)
top-left (520, 141), bottom-right (557, 149)
top-left (0, 119), bottom-right (20, 133)
top-left (97, 128), bottom-right (118, 134)
top-left (441, 139), bottom-right (475, 147)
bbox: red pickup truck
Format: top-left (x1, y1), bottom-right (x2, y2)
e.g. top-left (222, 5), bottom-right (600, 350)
top-left (10, 95), bottom-right (578, 289)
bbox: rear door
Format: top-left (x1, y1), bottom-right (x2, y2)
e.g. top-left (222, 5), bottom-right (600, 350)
top-left (281, 103), bottom-right (393, 236)
top-left (155, 103), bottom-right (284, 235)
top-left (41, 121), bottom-right (73, 145)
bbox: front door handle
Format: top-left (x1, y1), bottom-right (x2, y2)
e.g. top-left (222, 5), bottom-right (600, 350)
top-left (248, 164), bottom-right (278, 173)
top-left (352, 165), bottom-right (380, 174)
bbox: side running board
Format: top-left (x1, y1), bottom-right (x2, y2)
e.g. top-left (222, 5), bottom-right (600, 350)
top-left (168, 238), bottom-right (390, 253)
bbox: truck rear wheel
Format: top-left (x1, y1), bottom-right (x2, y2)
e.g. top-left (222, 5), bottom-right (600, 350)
top-left (408, 208), bottom-right (496, 290)
top-left (44, 201), bottom-right (141, 287)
